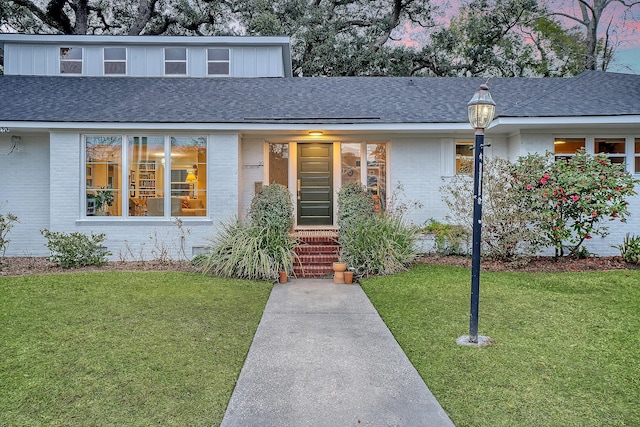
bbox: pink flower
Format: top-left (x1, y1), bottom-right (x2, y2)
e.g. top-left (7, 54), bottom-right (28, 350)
top-left (585, 234), bottom-right (592, 239)
top-left (571, 195), bottom-right (579, 202)
top-left (526, 184), bottom-right (533, 190)
top-left (592, 212), bottom-right (597, 217)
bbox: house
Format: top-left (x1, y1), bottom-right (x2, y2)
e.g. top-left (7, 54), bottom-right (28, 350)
top-left (1, 34), bottom-right (639, 264)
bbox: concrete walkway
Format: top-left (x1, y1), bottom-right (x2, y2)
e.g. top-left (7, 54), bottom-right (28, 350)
top-left (221, 279), bottom-right (454, 427)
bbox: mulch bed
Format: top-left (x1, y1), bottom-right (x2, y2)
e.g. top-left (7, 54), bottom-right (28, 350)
top-left (0, 255), bottom-right (636, 277)
top-left (417, 254), bottom-right (636, 273)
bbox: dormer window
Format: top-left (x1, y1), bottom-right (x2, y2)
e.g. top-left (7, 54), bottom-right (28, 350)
top-left (207, 48), bottom-right (230, 75)
top-left (60, 47), bottom-right (82, 74)
top-left (104, 47), bottom-right (126, 75)
top-left (164, 48), bottom-right (187, 75)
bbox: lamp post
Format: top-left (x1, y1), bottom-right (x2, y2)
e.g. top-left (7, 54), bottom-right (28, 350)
top-left (458, 83), bottom-right (496, 347)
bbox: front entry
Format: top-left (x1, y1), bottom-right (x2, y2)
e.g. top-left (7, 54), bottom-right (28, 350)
top-left (297, 143), bottom-right (333, 226)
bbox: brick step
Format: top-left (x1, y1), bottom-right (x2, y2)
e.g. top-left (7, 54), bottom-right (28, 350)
top-left (294, 244), bottom-right (340, 255)
top-left (295, 253), bottom-right (340, 265)
top-left (294, 264), bottom-right (334, 278)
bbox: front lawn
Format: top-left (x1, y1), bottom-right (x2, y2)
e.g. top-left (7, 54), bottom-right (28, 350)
top-left (0, 272), bottom-right (272, 426)
top-left (362, 265), bottom-right (640, 427)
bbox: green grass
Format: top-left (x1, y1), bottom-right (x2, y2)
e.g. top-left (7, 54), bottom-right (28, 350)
top-left (362, 265), bottom-right (640, 427)
top-left (0, 272), bottom-right (272, 426)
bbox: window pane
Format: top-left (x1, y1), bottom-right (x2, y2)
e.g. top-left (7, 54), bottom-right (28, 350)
top-left (554, 138), bottom-right (585, 155)
top-left (60, 61), bottom-right (82, 74)
top-left (341, 143), bottom-right (361, 186)
top-left (595, 138), bottom-right (625, 154)
top-left (207, 62), bottom-right (230, 75)
top-left (60, 47), bottom-right (82, 60)
top-left (456, 142), bottom-right (474, 174)
top-left (104, 62), bottom-right (126, 75)
top-left (86, 136), bottom-right (122, 216)
top-left (170, 137), bottom-right (207, 217)
top-left (635, 139), bottom-right (640, 154)
top-left (165, 48), bottom-right (186, 61)
top-left (165, 62), bottom-right (186, 75)
top-left (128, 136), bottom-right (164, 217)
top-left (269, 143), bottom-right (289, 187)
top-left (367, 143), bottom-right (386, 213)
top-left (208, 48), bottom-right (229, 61)
top-left (104, 47), bottom-right (126, 61)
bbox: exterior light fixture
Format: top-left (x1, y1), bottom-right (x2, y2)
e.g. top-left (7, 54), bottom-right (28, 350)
top-left (308, 131), bottom-right (323, 136)
top-left (457, 83), bottom-right (496, 347)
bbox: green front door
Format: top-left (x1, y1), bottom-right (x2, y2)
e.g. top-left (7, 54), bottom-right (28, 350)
top-left (297, 143), bottom-right (333, 226)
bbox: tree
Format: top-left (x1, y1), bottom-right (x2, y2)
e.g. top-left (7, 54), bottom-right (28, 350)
top-left (513, 150), bottom-right (637, 257)
top-left (409, 0), bottom-right (599, 77)
top-left (0, 0), bottom-right (236, 35)
top-left (546, 0), bottom-right (640, 71)
top-left (234, 0), bottom-right (438, 76)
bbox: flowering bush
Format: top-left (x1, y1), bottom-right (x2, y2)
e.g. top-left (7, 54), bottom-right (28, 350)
top-left (441, 157), bottom-right (543, 260)
top-left (513, 149), bottom-right (637, 257)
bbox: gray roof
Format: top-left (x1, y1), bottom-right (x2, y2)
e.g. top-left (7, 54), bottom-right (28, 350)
top-left (0, 71), bottom-right (638, 125)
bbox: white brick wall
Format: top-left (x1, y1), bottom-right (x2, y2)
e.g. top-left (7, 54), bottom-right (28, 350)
top-left (0, 133), bottom-right (50, 256)
top-left (50, 133), bottom-right (238, 260)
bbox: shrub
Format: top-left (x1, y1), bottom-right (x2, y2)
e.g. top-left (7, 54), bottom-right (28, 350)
top-left (196, 184), bottom-right (296, 280)
top-left (337, 183), bottom-right (418, 277)
top-left (340, 214), bottom-right (418, 277)
top-left (441, 157), bottom-right (543, 260)
top-left (0, 208), bottom-right (18, 260)
top-left (337, 183), bottom-right (375, 231)
top-left (248, 183), bottom-right (293, 235)
top-left (194, 220), bottom-right (294, 280)
top-left (41, 229), bottom-right (111, 268)
top-left (421, 219), bottom-right (469, 256)
top-left (615, 234), bottom-right (640, 264)
top-left (514, 149), bottom-right (638, 257)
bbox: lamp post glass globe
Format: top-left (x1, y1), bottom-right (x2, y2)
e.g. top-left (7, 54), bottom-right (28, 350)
top-left (467, 84), bottom-right (496, 129)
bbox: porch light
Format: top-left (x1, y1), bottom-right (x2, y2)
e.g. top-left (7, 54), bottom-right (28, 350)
top-left (457, 83), bottom-right (496, 348)
top-left (308, 131), bottom-right (323, 136)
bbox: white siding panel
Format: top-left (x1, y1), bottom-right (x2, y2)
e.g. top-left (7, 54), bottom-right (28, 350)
top-left (189, 47), bottom-right (206, 77)
top-left (4, 44), bottom-right (19, 74)
top-left (85, 47), bottom-right (102, 76)
top-left (129, 47), bottom-right (147, 76)
top-left (0, 133), bottom-right (50, 256)
top-left (20, 46), bottom-right (34, 74)
top-left (145, 47), bottom-right (164, 76)
top-left (33, 46), bottom-right (47, 75)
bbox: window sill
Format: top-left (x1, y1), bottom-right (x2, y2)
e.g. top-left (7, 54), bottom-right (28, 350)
top-left (76, 218), bottom-right (213, 226)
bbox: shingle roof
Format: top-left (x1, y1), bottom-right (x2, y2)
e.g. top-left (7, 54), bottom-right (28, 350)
top-left (0, 71), bottom-right (638, 124)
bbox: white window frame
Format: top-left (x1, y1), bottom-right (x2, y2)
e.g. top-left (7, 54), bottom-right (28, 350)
top-left (82, 134), bottom-right (208, 220)
top-left (103, 47), bottom-right (127, 75)
top-left (164, 47), bottom-right (188, 76)
top-left (207, 48), bottom-right (230, 76)
top-left (60, 47), bottom-right (83, 75)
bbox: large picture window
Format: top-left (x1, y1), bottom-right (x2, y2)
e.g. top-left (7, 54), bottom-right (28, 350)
top-left (554, 138), bottom-right (585, 161)
top-left (595, 138), bottom-right (626, 164)
top-left (85, 135), bottom-right (207, 218)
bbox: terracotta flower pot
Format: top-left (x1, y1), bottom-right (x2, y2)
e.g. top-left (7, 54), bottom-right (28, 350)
top-left (344, 271), bottom-right (354, 284)
top-left (279, 271), bottom-right (288, 284)
top-left (333, 262), bottom-right (347, 284)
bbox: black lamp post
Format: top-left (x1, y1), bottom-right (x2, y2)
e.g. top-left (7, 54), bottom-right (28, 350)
top-left (458, 83), bottom-right (496, 346)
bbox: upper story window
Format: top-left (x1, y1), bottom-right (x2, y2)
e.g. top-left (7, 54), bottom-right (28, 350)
top-left (635, 139), bottom-right (640, 173)
top-left (164, 48), bottom-right (187, 75)
top-left (595, 138), bottom-right (626, 165)
top-left (60, 47), bottom-right (83, 74)
top-left (104, 47), bottom-right (126, 75)
top-left (207, 48), bottom-right (230, 75)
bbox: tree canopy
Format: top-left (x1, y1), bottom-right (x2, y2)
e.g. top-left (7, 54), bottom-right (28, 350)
top-left (1, 0), bottom-right (638, 76)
